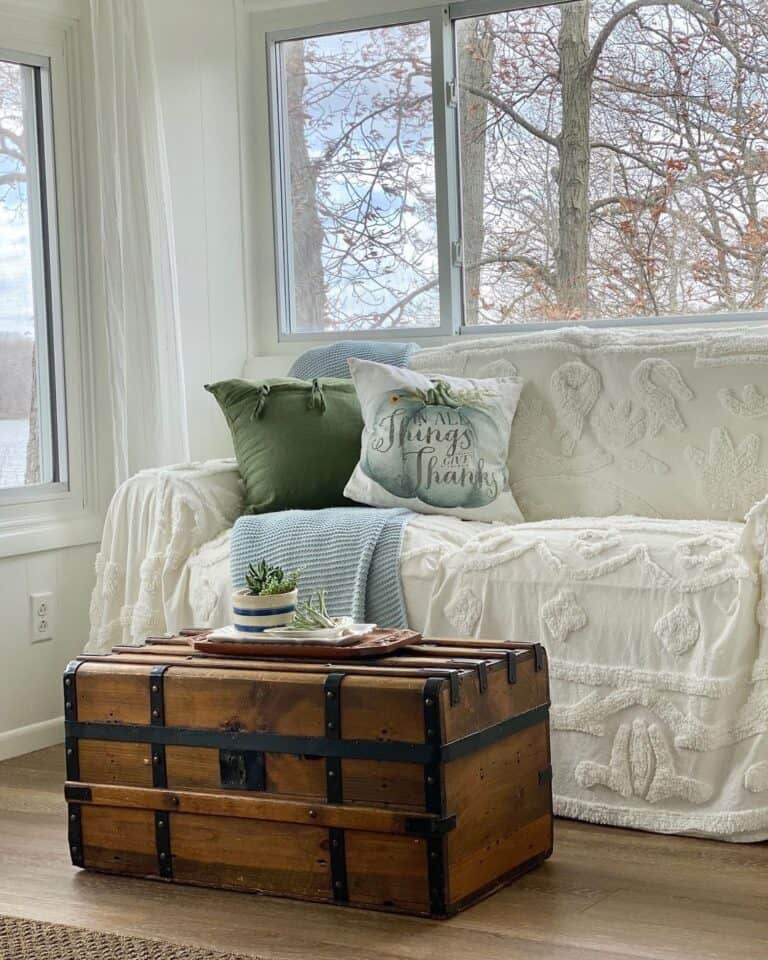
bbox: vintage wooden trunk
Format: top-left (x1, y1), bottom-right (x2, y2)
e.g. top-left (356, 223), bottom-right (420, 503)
top-left (63, 634), bottom-right (552, 918)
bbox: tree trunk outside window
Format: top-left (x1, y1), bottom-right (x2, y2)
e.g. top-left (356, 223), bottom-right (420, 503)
top-left (24, 343), bottom-right (40, 485)
top-left (557, 1), bottom-right (591, 319)
top-left (458, 18), bottom-right (494, 326)
top-left (284, 41), bottom-right (328, 331)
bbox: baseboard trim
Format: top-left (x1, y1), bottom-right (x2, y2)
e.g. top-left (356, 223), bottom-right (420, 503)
top-left (0, 716), bottom-right (64, 762)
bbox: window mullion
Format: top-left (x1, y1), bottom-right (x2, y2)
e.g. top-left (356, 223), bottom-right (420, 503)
top-left (21, 64), bottom-right (53, 484)
top-left (268, 39), bottom-right (296, 338)
top-left (430, 6), bottom-right (463, 336)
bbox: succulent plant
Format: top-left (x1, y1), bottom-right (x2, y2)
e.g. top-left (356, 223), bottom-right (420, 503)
top-left (292, 590), bottom-right (336, 630)
top-left (244, 559), bottom-right (299, 597)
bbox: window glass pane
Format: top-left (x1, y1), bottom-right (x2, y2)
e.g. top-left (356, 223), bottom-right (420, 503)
top-left (277, 22), bottom-right (440, 332)
top-left (0, 59), bottom-right (51, 487)
top-left (456, 1), bottom-right (768, 325)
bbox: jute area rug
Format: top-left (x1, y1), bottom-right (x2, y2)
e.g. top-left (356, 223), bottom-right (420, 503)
top-left (0, 915), bottom-right (264, 960)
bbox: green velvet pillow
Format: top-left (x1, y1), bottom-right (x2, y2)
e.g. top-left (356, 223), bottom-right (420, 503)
top-left (205, 378), bottom-right (364, 513)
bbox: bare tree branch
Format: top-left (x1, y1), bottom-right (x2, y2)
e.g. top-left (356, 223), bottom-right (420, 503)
top-left (461, 82), bottom-right (560, 147)
top-left (0, 172), bottom-right (26, 187)
top-left (586, 0), bottom-right (712, 77)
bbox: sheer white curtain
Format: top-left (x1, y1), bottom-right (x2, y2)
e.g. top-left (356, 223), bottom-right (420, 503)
top-left (90, 0), bottom-right (189, 483)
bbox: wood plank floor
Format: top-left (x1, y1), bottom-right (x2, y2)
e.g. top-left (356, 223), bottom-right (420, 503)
top-left (1, 746), bottom-right (766, 960)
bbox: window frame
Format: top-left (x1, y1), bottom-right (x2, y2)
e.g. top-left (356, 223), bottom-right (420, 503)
top-left (0, 46), bottom-right (68, 503)
top-left (267, 5), bottom-right (462, 342)
top-left (0, 6), bottom-right (101, 557)
top-left (263, 0), bottom-right (768, 343)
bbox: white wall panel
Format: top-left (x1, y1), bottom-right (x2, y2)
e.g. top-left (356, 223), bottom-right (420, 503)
top-left (147, 0), bottom-right (248, 460)
top-left (0, 543), bottom-right (95, 758)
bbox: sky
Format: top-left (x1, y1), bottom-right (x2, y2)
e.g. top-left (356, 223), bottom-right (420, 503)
top-left (286, 24), bottom-right (440, 329)
top-left (0, 62), bottom-right (35, 339)
top-left (0, 202), bottom-right (34, 337)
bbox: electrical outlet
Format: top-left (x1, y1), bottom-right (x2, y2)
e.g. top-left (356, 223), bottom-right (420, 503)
top-left (30, 592), bottom-right (55, 643)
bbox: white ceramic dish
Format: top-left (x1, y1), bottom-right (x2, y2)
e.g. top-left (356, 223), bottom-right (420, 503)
top-left (207, 623), bottom-right (376, 647)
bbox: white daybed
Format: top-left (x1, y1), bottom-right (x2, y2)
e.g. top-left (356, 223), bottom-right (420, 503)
top-left (89, 325), bottom-right (768, 842)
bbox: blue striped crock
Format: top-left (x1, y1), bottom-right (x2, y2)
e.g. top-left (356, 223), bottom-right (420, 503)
top-left (231, 588), bottom-right (298, 633)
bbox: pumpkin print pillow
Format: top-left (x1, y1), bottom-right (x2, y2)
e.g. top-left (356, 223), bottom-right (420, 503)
top-left (344, 358), bottom-right (525, 522)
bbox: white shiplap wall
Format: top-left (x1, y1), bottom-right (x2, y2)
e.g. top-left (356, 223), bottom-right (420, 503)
top-left (0, 544), bottom-right (96, 760)
top-left (147, 0), bottom-right (249, 460)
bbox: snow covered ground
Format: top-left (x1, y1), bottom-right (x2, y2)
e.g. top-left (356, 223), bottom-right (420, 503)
top-left (0, 419), bottom-right (29, 488)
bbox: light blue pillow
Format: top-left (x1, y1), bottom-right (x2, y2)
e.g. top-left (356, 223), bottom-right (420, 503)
top-left (288, 340), bottom-right (419, 380)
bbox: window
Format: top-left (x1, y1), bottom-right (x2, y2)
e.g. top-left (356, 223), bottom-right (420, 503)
top-left (272, 20), bottom-right (440, 334)
top-left (0, 51), bottom-right (65, 491)
top-left (456, 1), bottom-right (768, 326)
top-left (269, 1), bottom-right (768, 337)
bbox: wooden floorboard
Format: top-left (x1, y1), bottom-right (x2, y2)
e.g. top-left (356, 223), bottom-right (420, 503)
top-left (0, 746), bottom-right (766, 960)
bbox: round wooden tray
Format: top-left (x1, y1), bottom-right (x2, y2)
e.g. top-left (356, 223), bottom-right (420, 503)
top-left (192, 628), bottom-right (422, 660)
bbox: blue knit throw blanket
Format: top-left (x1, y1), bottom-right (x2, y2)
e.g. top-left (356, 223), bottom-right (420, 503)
top-left (230, 508), bottom-right (413, 627)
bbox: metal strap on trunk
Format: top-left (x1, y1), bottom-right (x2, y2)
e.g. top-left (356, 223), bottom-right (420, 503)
top-left (68, 803), bottom-right (84, 868)
top-left (155, 810), bottom-right (173, 879)
top-left (422, 677), bottom-right (445, 818)
top-left (63, 660), bottom-right (83, 781)
top-left (324, 674), bottom-right (348, 901)
top-left (149, 665), bottom-right (168, 725)
top-left (507, 651), bottom-right (518, 684)
top-left (423, 675), bottom-right (448, 912)
top-left (64, 703), bottom-right (549, 765)
top-left (427, 837), bottom-right (448, 916)
top-left (329, 827), bottom-right (348, 902)
top-left (149, 666), bottom-right (170, 788)
top-left (324, 673), bottom-right (344, 805)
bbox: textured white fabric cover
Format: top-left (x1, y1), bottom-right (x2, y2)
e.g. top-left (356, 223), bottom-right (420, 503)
top-left (89, 484), bottom-right (768, 839)
top-left (87, 461), bottom-right (243, 650)
top-left (411, 325), bottom-right (768, 522)
top-left (405, 513), bottom-right (768, 841)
